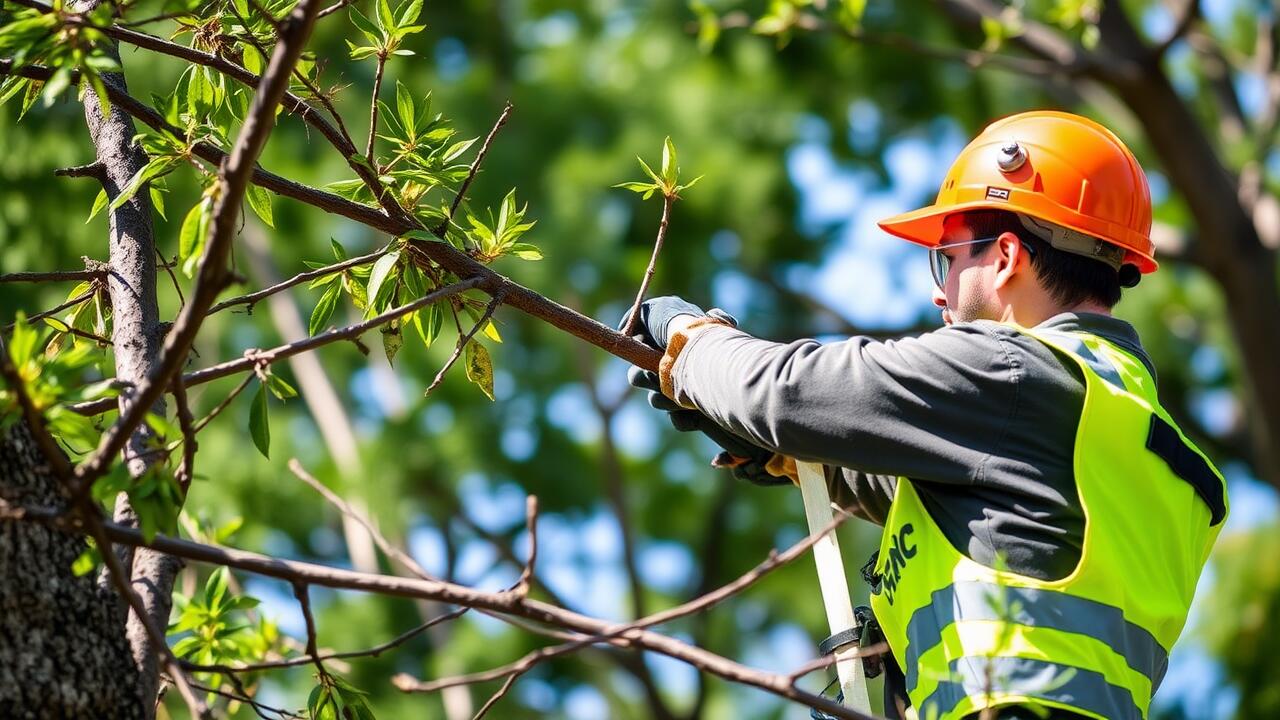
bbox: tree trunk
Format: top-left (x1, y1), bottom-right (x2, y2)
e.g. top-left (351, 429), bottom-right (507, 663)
top-left (0, 420), bottom-right (143, 718)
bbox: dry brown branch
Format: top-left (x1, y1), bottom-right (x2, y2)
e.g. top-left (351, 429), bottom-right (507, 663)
top-left (443, 101), bottom-right (514, 230)
top-left (287, 458), bottom-right (437, 580)
top-left (3, 286), bottom-right (96, 332)
top-left (292, 582), bottom-right (329, 680)
top-left (0, 269), bottom-right (104, 283)
top-left (208, 245), bottom-right (391, 315)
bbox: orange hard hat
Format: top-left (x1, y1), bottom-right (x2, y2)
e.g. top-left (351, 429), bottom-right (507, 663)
top-left (879, 110), bottom-right (1156, 274)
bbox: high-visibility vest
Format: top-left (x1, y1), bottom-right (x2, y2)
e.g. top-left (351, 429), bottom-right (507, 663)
top-left (867, 327), bottom-right (1227, 720)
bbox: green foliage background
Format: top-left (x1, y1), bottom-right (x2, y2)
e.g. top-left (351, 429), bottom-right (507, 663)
top-left (1, 0), bottom-right (1275, 718)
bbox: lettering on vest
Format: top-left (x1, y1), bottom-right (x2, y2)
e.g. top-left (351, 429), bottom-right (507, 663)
top-left (880, 523), bottom-right (917, 606)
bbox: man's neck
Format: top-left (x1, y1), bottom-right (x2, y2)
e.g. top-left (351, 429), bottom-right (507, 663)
top-left (1000, 300), bottom-right (1111, 327)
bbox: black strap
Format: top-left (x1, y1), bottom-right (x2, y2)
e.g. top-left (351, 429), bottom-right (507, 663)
top-left (1146, 414), bottom-right (1226, 525)
top-left (818, 627), bottom-right (860, 656)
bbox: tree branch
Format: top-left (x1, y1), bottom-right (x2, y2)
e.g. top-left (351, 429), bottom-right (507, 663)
top-left (73, 0), bottom-right (325, 492)
top-left (443, 101), bottom-right (513, 230)
top-left (207, 245), bottom-right (391, 315)
top-left (423, 293), bottom-right (504, 396)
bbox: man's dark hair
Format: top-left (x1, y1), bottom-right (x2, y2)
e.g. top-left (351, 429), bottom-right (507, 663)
top-left (960, 209), bottom-right (1124, 308)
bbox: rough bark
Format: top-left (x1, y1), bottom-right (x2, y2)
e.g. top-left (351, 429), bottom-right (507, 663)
top-left (0, 420), bottom-right (143, 718)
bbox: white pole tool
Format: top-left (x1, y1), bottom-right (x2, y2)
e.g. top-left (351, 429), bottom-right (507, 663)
top-left (796, 460), bottom-right (872, 715)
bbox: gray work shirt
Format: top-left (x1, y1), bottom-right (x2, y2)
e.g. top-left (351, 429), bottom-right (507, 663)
top-left (669, 312), bottom-right (1155, 581)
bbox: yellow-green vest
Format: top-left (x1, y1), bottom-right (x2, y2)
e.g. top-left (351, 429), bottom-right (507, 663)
top-left (867, 326), bottom-right (1227, 720)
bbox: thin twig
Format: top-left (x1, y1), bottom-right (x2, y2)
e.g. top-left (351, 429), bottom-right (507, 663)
top-left (53, 162), bottom-right (106, 180)
top-left (365, 53), bottom-right (387, 166)
top-left (186, 678), bottom-right (303, 720)
top-left (72, 279), bottom-right (483, 416)
top-left (287, 458), bottom-right (437, 580)
top-left (158, 250), bottom-right (186, 308)
top-left (191, 374), bottom-right (256, 433)
top-left (621, 193), bottom-right (673, 336)
top-left (423, 293), bottom-right (503, 396)
top-left (292, 582), bottom-right (329, 680)
top-left (3, 287), bottom-right (96, 332)
top-left (0, 269), bottom-right (104, 284)
top-left (208, 245), bottom-right (389, 314)
top-left (515, 495), bottom-right (538, 598)
top-left (183, 607), bottom-right (468, 674)
top-left (442, 101), bottom-right (513, 230)
top-left (172, 377), bottom-right (196, 492)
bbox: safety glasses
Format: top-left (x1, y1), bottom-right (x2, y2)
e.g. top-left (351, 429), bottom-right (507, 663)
top-left (928, 235), bottom-right (1036, 289)
top-left (928, 236), bottom-right (999, 289)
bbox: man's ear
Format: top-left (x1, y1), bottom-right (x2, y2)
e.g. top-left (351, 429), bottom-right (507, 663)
top-left (991, 231), bottom-right (1025, 290)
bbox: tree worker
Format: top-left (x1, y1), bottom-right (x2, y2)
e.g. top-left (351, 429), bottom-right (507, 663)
top-left (624, 110), bottom-right (1227, 720)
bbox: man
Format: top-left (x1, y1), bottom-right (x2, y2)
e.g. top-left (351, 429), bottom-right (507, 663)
top-left (626, 111), bottom-right (1227, 720)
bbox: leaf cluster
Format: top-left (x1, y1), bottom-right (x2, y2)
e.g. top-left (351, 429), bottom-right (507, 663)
top-left (614, 136), bottom-right (702, 201)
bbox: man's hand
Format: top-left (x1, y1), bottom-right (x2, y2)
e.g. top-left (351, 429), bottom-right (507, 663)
top-left (627, 366), bottom-right (791, 486)
top-left (619, 296), bottom-right (735, 350)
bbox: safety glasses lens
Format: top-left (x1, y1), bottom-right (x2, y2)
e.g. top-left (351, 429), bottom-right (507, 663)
top-left (929, 250), bottom-right (950, 288)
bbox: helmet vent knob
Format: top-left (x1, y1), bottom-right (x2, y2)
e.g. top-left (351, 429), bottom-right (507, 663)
top-left (997, 142), bottom-right (1027, 173)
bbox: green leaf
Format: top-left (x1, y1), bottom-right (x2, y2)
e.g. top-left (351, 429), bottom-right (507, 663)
top-left (442, 137), bottom-right (477, 162)
top-left (636, 155), bottom-right (663, 186)
top-left (265, 373), bottom-right (297, 400)
top-left (395, 80), bottom-right (414, 135)
top-left (348, 6), bottom-right (383, 45)
top-left (382, 325), bottom-right (403, 365)
top-left (691, 1), bottom-right (720, 53)
top-left (248, 381), bottom-right (270, 458)
top-left (309, 282), bottom-right (341, 336)
top-left (71, 541), bottom-right (100, 576)
top-left (149, 185), bottom-right (167, 221)
top-left (397, 0), bottom-right (424, 27)
top-left (509, 243), bottom-right (543, 261)
top-left (331, 238), bottom-right (348, 261)
top-left (613, 181), bottom-right (658, 194)
top-left (86, 188), bottom-right (109, 223)
top-left (661, 136), bottom-right (678, 186)
top-left (839, 0), bottom-right (868, 30)
top-left (464, 340), bottom-right (495, 400)
top-left (110, 156), bottom-right (177, 211)
top-left (246, 184), bottom-right (274, 228)
top-left (366, 250), bottom-right (401, 311)
top-left (178, 197), bottom-right (211, 278)
top-left (413, 302), bottom-right (441, 348)
top-left (376, 0), bottom-right (396, 31)
top-left (205, 566), bottom-right (230, 610)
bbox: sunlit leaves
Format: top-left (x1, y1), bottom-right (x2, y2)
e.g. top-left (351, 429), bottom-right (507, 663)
top-left (169, 567), bottom-right (275, 694)
top-left (614, 136), bottom-right (702, 200)
top-left (245, 184), bottom-right (274, 228)
top-left (348, 0), bottom-right (426, 59)
top-left (179, 193), bottom-right (215, 277)
top-left (465, 189), bottom-right (538, 262)
top-left (366, 250), bottom-right (402, 315)
top-left (0, 3), bottom-right (120, 115)
top-left (310, 282), bottom-right (342, 336)
top-left (0, 312), bottom-right (108, 451)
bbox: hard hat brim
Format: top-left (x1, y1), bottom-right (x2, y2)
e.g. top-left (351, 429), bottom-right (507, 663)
top-left (878, 201), bottom-right (1158, 274)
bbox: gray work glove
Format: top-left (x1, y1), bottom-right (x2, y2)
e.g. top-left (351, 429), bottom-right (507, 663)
top-left (627, 366), bottom-right (791, 487)
top-left (618, 296), bottom-right (737, 350)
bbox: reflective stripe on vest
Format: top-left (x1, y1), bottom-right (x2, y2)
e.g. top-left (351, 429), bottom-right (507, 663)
top-left (902, 581), bottom-right (1169, 695)
top-left (918, 656), bottom-right (1143, 720)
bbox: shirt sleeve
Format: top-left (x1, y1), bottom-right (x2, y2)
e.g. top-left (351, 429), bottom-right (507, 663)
top-left (668, 322), bottom-right (1027, 487)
